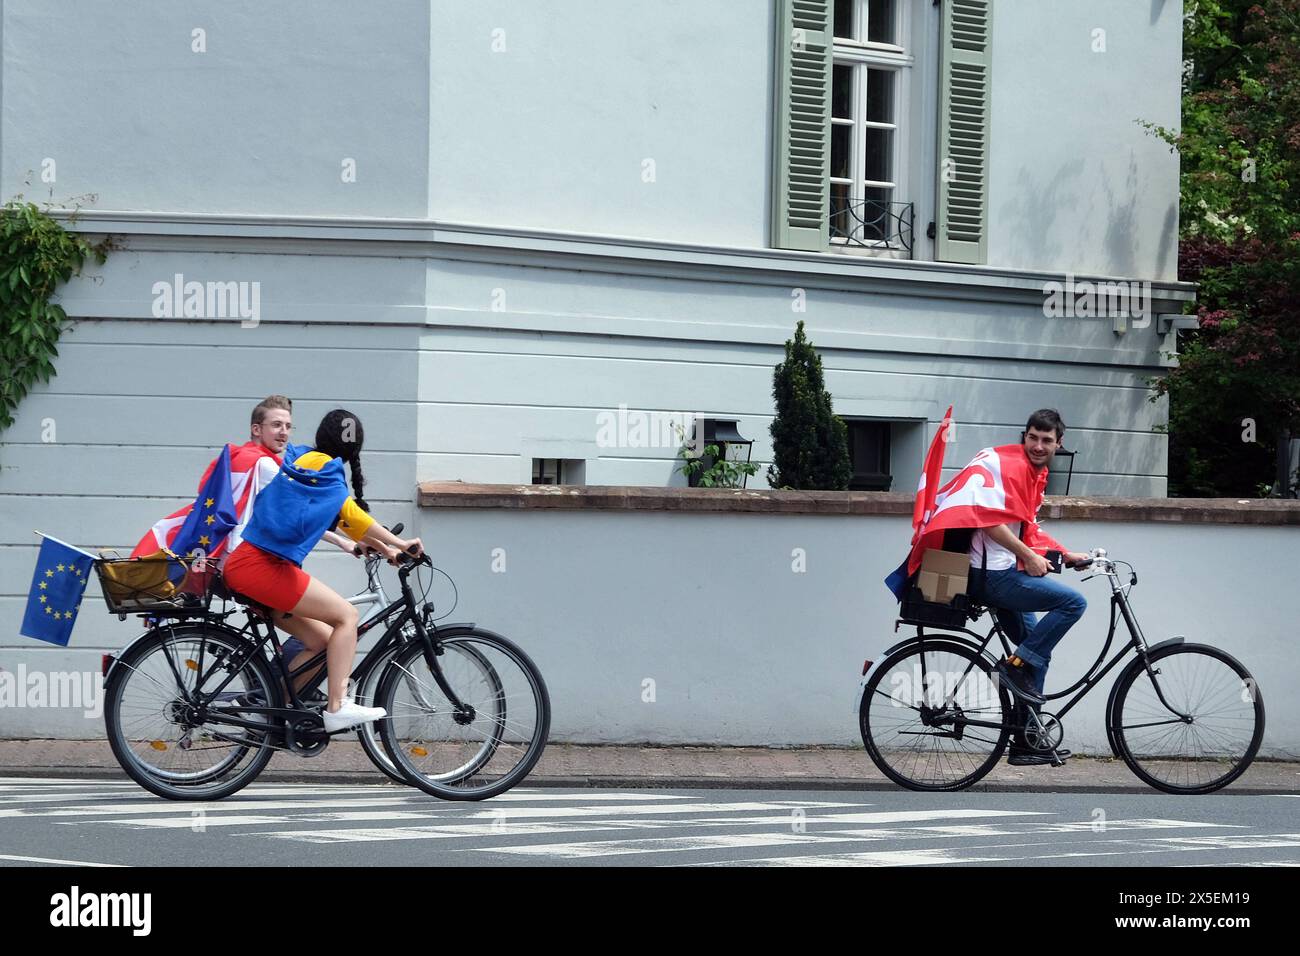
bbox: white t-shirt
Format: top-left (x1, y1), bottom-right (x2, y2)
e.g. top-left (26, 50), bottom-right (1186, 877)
top-left (969, 527), bottom-right (1018, 571)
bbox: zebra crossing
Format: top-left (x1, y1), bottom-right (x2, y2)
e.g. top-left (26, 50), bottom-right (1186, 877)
top-left (1, 776), bottom-right (1297, 867)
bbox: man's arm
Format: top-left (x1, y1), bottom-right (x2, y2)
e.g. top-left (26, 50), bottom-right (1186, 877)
top-left (1025, 520), bottom-right (1090, 568)
top-left (984, 524), bottom-right (1051, 577)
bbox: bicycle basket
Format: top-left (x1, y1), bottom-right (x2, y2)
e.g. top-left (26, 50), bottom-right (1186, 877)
top-left (899, 586), bottom-right (975, 629)
top-left (94, 549), bottom-right (212, 613)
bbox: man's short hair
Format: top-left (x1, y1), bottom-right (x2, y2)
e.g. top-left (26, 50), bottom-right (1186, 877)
top-left (1025, 408), bottom-right (1065, 441)
top-left (252, 395), bottom-right (293, 427)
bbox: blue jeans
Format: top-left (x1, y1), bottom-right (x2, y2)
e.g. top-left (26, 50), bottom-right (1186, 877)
top-left (969, 568), bottom-right (1087, 696)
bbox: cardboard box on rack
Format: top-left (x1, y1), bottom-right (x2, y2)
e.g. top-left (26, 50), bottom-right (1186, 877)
top-left (918, 549), bottom-right (969, 603)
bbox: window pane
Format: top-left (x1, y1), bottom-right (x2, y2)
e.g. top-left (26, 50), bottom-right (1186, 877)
top-left (863, 127), bottom-right (892, 183)
top-left (833, 0), bottom-right (854, 40)
top-left (867, 0), bottom-right (894, 44)
top-left (831, 124), bottom-right (852, 180)
top-left (860, 186), bottom-right (893, 242)
top-left (866, 69), bottom-right (893, 124)
top-left (532, 458), bottom-right (559, 485)
top-left (832, 64), bottom-right (853, 119)
top-left (829, 182), bottom-right (852, 240)
top-left (848, 421), bottom-right (890, 477)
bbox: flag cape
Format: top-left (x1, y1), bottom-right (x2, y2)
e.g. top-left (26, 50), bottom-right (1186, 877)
top-left (885, 410), bottom-right (1066, 601)
top-left (131, 442), bottom-right (280, 558)
top-left (905, 443), bottom-right (1064, 577)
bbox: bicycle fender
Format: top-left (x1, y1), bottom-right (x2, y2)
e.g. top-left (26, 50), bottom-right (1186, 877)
top-left (855, 633), bottom-right (998, 714)
top-left (877, 632), bottom-right (999, 667)
top-left (102, 620), bottom-right (246, 684)
top-left (427, 622), bottom-right (479, 635)
top-left (1102, 636), bottom-right (1188, 748)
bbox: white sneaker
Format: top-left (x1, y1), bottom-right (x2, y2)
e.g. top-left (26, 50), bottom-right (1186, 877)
top-left (322, 697), bottom-right (387, 733)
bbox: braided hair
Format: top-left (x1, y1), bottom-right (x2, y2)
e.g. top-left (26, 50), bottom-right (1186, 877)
top-left (315, 408), bottom-right (370, 513)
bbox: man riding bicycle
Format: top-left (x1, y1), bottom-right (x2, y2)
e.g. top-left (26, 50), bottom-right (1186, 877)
top-left (895, 407), bottom-right (1091, 767)
top-left (962, 410), bottom-right (1091, 765)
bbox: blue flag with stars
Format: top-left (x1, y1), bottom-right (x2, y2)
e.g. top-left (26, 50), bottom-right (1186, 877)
top-left (171, 444), bottom-right (238, 559)
top-left (21, 535), bottom-right (96, 646)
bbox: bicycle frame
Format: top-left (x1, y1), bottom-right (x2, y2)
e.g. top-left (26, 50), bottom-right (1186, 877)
top-left (171, 556), bottom-right (477, 744)
top-left (891, 555), bottom-right (1190, 733)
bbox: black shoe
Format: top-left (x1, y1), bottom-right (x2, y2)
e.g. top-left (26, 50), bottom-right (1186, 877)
top-left (1007, 746), bottom-right (1071, 766)
top-left (995, 658), bottom-right (1045, 704)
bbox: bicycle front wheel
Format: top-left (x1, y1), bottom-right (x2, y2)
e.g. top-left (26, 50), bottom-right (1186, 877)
top-left (860, 639), bottom-right (1012, 791)
top-left (353, 642), bottom-right (411, 786)
top-left (1109, 643), bottom-right (1264, 794)
top-left (378, 628), bottom-right (550, 800)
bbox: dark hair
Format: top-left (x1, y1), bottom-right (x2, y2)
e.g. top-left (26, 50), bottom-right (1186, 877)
top-left (315, 408), bottom-right (369, 512)
top-left (1025, 408), bottom-right (1065, 441)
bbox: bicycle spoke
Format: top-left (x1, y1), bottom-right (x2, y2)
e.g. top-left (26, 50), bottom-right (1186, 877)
top-left (381, 633), bottom-right (549, 797)
top-left (1113, 646), bottom-right (1261, 793)
top-left (862, 645), bottom-right (1007, 789)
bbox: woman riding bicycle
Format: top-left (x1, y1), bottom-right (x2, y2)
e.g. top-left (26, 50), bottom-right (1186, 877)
top-left (221, 409), bottom-right (423, 732)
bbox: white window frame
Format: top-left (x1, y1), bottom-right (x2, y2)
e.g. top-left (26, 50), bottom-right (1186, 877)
top-left (831, 0), bottom-right (914, 255)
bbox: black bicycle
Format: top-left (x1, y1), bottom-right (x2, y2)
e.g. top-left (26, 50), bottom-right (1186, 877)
top-left (857, 549), bottom-right (1265, 794)
top-left (100, 547), bottom-right (550, 801)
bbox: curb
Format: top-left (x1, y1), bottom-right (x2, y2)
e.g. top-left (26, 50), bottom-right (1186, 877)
top-left (0, 765), bottom-right (1292, 795)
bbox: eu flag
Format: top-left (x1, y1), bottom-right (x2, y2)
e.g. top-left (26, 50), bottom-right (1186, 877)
top-left (20, 535), bottom-right (96, 647)
top-left (884, 558), bottom-right (910, 603)
top-left (171, 444), bottom-right (238, 559)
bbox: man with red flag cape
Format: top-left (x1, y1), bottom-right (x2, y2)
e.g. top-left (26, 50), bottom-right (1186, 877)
top-left (886, 408), bottom-right (1091, 758)
top-left (130, 398), bottom-right (291, 562)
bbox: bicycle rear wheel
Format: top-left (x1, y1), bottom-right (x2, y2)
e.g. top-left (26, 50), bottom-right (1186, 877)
top-left (378, 628), bottom-right (550, 800)
top-left (860, 639), bottom-right (1012, 791)
top-left (104, 623), bottom-right (280, 800)
top-left (1109, 643), bottom-right (1264, 794)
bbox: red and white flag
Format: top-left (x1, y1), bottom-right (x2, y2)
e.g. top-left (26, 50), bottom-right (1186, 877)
top-left (906, 442), bottom-right (1064, 576)
top-left (911, 405), bottom-right (953, 541)
top-left (130, 442), bottom-right (281, 558)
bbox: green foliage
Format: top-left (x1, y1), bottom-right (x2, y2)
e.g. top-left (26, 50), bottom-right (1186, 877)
top-left (1142, 0), bottom-right (1300, 496)
top-left (767, 320), bottom-right (851, 490)
top-left (1, 199), bottom-right (109, 431)
top-left (676, 439), bottom-right (760, 488)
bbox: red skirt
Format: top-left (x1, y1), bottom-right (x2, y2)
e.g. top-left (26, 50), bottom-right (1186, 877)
top-left (221, 541), bottom-right (311, 613)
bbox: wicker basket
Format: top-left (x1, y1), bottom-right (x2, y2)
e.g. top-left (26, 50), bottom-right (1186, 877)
top-left (94, 551), bottom-right (213, 614)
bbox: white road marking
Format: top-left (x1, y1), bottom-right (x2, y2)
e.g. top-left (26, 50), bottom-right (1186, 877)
top-left (484, 818), bottom-right (1243, 860)
top-left (0, 853), bottom-right (125, 867)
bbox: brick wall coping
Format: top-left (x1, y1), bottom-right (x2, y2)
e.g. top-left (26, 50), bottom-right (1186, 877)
top-left (416, 483), bottom-right (1300, 525)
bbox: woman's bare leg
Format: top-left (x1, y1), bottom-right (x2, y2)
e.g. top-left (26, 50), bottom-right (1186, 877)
top-left (274, 613), bottom-right (332, 693)
top-left (287, 576), bottom-right (360, 711)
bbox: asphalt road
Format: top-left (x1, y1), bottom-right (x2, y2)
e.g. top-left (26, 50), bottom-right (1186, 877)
top-left (0, 776), bottom-right (1297, 868)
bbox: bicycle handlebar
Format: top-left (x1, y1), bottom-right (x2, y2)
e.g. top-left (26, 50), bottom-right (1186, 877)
top-left (354, 522), bottom-right (410, 561)
top-left (396, 550), bottom-right (431, 576)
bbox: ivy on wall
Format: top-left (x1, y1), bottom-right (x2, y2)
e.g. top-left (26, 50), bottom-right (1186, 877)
top-left (0, 200), bottom-right (111, 431)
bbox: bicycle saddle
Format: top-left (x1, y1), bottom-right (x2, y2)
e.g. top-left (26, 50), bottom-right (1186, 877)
top-left (212, 574), bottom-right (279, 618)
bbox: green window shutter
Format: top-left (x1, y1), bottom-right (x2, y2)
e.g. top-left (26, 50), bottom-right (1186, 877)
top-left (771, 0), bottom-right (832, 252)
top-left (936, 0), bottom-right (992, 264)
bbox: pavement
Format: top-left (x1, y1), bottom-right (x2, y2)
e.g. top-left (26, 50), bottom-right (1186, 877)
top-left (1, 740), bottom-right (1297, 793)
